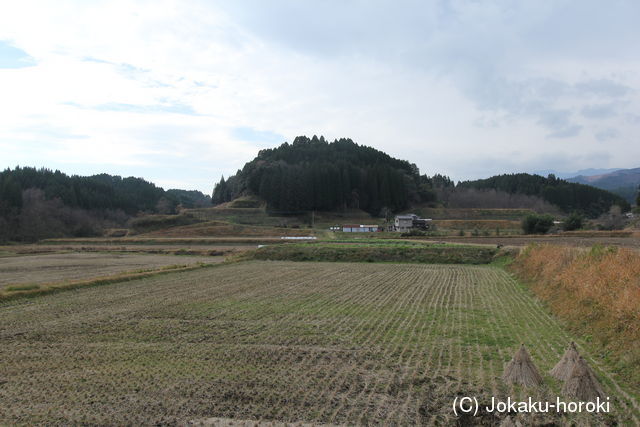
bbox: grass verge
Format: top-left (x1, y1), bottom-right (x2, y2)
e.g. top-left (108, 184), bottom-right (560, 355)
top-left (243, 242), bottom-right (498, 264)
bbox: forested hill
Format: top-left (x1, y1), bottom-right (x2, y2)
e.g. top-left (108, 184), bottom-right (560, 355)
top-left (0, 167), bottom-right (210, 214)
top-left (0, 167), bottom-right (210, 241)
top-left (212, 136), bottom-right (445, 214)
top-left (458, 173), bottom-right (630, 217)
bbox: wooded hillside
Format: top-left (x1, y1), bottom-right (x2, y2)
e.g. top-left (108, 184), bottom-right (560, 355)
top-left (0, 167), bottom-right (210, 241)
top-left (458, 173), bottom-right (630, 217)
top-left (212, 136), bottom-right (445, 214)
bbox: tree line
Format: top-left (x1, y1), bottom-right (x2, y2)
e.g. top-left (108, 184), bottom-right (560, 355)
top-left (458, 173), bottom-right (630, 217)
top-left (0, 167), bottom-right (210, 241)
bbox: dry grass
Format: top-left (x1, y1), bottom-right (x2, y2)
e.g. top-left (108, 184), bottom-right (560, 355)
top-left (0, 261), bottom-right (636, 424)
top-left (510, 244), bottom-right (640, 387)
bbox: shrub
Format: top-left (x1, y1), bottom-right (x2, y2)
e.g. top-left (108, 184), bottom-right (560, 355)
top-left (521, 214), bottom-right (554, 234)
top-left (562, 212), bottom-right (583, 231)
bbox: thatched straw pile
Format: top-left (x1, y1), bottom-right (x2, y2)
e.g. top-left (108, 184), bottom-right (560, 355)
top-left (502, 344), bottom-right (543, 387)
top-left (550, 341), bottom-right (580, 380)
top-left (562, 356), bottom-right (605, 401)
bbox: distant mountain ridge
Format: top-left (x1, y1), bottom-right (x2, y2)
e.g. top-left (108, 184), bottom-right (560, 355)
top-left (534, 168), bottom-right (622, 180)
top-left (567, 167), bottom-right (640, 203)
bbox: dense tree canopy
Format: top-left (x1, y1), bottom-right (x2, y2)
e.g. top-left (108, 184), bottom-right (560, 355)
top-left (212, 136), bottom-right (439, 214)
top-left (0, 167), bottom-right (165, 214)
top-left (165, 189), bottom-right (211, 209)
top-left (0, 167), bottom-right (210, 241)
top-left (458, 173), bottom-right (630, 217)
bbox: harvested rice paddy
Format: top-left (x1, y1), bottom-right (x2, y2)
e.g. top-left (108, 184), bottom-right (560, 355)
top-left (0, 261), bottom-right (636, 425)
top-left (0, 252), bottom-right (221, 289)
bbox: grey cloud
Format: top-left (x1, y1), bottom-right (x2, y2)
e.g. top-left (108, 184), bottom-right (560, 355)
top-left (465, 76), bottom-right (583, 136)
top-left (574, 79), bottom-right (632, 98)
top-left (581, 102), bottom-right (620, 119)
top-left (547, 125), bottom-right (582, 139)
top-left (536, 109), bottom-right (572, 131)
top-left (624, 114), bottom-right (640, 124)
top-left (595, 128), bottom-right (620, 142)
top-left (217, 1), bottom-right (636, 144)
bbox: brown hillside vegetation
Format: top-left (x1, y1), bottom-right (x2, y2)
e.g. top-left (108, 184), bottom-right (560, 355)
top-left (510, 244), bottom-right (640, 386)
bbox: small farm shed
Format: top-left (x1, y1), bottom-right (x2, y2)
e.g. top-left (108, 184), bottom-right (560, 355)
top-left (342, 224), bottom-right (380, 232)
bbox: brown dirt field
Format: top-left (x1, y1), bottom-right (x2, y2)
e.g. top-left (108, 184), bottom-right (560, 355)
top-left (0, 252), bottom-right (221, 289)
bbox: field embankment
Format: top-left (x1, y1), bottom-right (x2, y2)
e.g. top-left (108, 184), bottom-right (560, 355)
top-left (246, 242), bottom-right (498, 264)
top-left (509, 244), bottom-right (640, 388)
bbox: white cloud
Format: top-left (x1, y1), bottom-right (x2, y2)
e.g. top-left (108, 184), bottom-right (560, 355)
top-left (0, 0), bottom-right (639, 193)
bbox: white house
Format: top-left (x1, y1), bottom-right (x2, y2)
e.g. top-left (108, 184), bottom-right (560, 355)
top-left (394, 214), bottom-right (432, 232)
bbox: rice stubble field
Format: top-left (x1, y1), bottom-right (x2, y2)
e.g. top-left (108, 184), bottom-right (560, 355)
top-left (0, 252), bottom-right (223, 290)
top-left (0, 260), bottom-right (637, 425)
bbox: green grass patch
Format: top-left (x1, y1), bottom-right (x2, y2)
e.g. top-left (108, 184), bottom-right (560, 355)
top-left (245, 242), bottom-right (497, 264)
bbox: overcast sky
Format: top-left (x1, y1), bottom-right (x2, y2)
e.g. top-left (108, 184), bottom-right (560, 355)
top-left (1, 0), bottom-right (639, 193)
